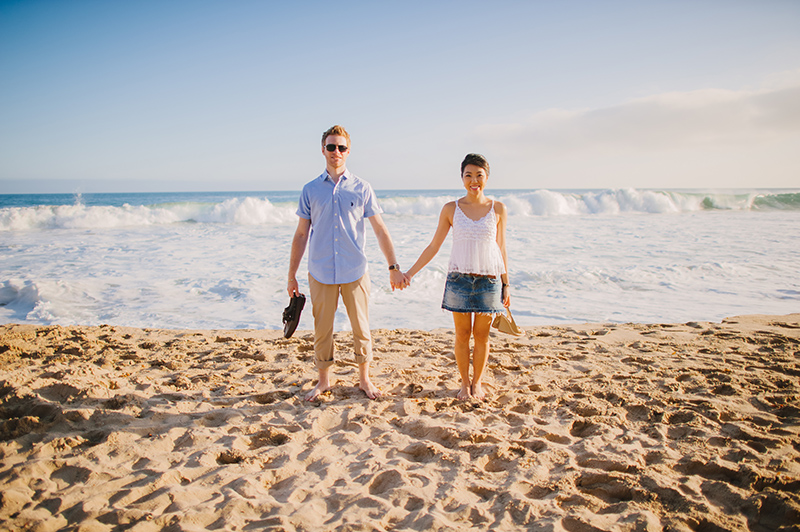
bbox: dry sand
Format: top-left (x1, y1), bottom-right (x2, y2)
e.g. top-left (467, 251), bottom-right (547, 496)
top-left (0, 314), bottom-right (798, 531)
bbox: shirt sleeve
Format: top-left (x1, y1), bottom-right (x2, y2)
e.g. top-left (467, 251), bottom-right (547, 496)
top-left (296, 185), bottom-right (312, 220)
top-left (362, 183), bottom-right (383, 218)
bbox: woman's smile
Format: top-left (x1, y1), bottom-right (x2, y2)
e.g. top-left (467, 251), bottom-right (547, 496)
top-left (462, 164), bottom-right (488, 195)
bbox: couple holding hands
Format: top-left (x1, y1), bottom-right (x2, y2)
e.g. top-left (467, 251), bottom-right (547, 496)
top-left (287, 125), bottom-right (511, 402)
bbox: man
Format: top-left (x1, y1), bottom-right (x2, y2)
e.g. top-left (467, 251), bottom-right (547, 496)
top-left (287, 125), bottom-right (407, 401)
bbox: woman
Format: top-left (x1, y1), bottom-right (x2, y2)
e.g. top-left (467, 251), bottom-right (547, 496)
top-left (405, 154), bottom-right (510, 400)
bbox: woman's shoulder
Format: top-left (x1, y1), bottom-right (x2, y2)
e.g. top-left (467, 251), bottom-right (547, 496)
top-left (492, 199), bottom-right (507, 214)
top-left (439, 201), bottom-right (457, 223)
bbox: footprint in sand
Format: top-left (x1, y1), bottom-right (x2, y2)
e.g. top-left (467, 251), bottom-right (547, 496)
top-left (253, 390), bottom-right (293, 404)
top-left (368, 469), bottom-right (404, 495)
top-left (250, 427), bottom-right (290, 448)
top-left (574, 472), bottom-right (636, 504)
top-left (570, 419), bottom-right (603, 438)
top-left (399, 441), bottom-right (444, 463)
top-left (664, 410), bottom-right (697, 425)
top-left (217, 449), bottom-right (247, 464)
top-left (625, 404), bottom-right (664, 423)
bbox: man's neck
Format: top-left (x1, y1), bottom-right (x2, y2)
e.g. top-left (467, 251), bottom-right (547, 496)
top-left (327, 165), bottom-right (346, 184)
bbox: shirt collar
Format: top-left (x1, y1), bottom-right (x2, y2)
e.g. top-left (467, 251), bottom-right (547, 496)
top-left (322, 168), bottom-right (351, 183)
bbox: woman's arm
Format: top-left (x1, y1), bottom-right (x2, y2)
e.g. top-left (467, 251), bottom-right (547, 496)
top-left (495, 201), bottom-right (511, 307)
top-left (405, 202), bottom-right (455, 280)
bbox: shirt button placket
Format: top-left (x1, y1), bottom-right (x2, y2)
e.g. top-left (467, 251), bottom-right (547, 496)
top-left (334, 188), bottom-right (339, 241)
top-left (333, 186), bottom-right (339, 282)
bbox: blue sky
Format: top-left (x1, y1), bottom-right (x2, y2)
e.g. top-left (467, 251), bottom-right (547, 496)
top-left (1, 0), bottom-right (799, 193)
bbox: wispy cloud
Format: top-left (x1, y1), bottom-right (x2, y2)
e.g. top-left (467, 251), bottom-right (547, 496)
top-left (474, 77), bottom-right (800, 188)
top-left (477, 81), bottom-right (800, 154)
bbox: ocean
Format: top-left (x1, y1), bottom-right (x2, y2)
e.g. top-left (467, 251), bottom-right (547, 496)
top-left (1, 188), bottom-right (799, 331)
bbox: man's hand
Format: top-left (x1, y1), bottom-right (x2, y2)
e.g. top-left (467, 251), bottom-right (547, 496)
top-left (288, 278), bottom-right (300, 297)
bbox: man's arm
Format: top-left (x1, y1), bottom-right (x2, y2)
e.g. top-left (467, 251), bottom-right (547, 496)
top-left (288, 217), bottom-right (312, 296)
top-left (368, 213), bottom-right (407, 290)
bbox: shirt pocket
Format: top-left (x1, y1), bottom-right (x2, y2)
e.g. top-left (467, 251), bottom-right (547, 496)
top-left (339, 190), bottom-right (365, 219)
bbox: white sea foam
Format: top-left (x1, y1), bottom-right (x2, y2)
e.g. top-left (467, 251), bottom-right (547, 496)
top-left (1, 189), bottom-right (799, 330)
top-left (190, 197), bottom-right (297, 225)
top-left (500, 189), bottom-right (702, 216)
top-left (0, 197), bottom-right (297, 231)
top-left (3, 189), bottom-right (799, 232)
top-left (378, 195), bottom-right (457, 216)
top-left (379, 188), bottom-right (800, 217)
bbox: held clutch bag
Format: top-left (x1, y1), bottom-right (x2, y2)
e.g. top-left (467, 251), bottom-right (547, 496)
top-left (492, 308), bottom-right (524, 336)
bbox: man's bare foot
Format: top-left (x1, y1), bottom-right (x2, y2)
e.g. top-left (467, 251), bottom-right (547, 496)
top-left (304, 382), bottom-right (331, 401)
top-left (358, 362), bottom-right (380, 400)
top-left (457, 383), bottom-right (472, 400)
top-left (359, 377), bottom-right (381, 400)
top-left (472, 381), bottom-right (486, 401)
top-left (305, 369), bottom-right (332, 401)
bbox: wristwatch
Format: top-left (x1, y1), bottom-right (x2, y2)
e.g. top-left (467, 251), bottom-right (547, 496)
top-left (388, 264), bottom-right (400, 271)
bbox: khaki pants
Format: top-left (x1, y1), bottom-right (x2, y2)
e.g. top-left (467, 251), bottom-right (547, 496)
top-left (308, 272), bottom-right (373, 370)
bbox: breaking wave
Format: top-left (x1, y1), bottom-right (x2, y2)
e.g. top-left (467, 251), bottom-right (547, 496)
top-left (0, 197), bottom-right (297, 231)
top-left (2, 189), bottom-right (798, 231)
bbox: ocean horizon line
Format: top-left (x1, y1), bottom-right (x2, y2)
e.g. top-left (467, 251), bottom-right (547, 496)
top-left (2, 184), bottom-right (800, 197)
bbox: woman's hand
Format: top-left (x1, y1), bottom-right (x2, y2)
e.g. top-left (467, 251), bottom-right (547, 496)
top-left (390, 270), bottom-right (409, 291)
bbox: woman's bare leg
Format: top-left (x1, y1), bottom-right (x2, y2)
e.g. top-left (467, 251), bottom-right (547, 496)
top-left (452, 312), bottom-right (473, 400)
top-left (471, 314), bottom-right (492, 400)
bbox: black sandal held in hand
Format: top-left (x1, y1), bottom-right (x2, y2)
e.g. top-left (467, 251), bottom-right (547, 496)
top-left (282, 294), bottom-right (305, 338)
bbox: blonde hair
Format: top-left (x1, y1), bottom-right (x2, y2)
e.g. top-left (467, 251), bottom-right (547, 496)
top-left (321, 125), bottom-right (351, 146)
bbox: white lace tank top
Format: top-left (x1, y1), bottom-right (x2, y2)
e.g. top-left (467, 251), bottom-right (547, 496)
top-left (448, 200), bottom-right (506, 277)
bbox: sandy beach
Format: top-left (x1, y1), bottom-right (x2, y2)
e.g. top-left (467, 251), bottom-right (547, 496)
top-left (1, 314), bottom-right (798, 531)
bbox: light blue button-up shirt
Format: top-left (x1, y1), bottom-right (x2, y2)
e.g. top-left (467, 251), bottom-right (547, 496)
top-left (297, 169), bottom-right (383, 285)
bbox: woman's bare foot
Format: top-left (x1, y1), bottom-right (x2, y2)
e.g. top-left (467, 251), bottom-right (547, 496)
top-left (457, 383), bottom-right (472, 400)
top-left (472, 381), bottom-right (486, 401)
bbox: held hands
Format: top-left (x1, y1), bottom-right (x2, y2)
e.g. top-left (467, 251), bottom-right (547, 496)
top-left (390, 270), bottom-right (410, 291)
top-left (290, 273), bottom-right (410, 293)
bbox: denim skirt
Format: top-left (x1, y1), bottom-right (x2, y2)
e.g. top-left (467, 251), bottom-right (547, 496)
top-left (442, 272), bottom-right (504, 314)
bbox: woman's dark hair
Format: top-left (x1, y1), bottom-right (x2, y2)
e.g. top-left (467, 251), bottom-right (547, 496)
top-left (461, 153), bottom-right (490, 176)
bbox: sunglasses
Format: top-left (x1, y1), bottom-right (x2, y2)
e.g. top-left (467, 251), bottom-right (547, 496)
top-left (325, 144), bottom-right (349, 153)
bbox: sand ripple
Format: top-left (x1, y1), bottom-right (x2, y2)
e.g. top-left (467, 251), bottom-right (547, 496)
top-left (1, 315), bottom-right (799, 531)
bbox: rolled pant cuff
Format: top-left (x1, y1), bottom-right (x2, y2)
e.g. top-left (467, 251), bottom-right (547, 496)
top-left (316, 350), bottom-right (372, 370)
top-left (354, 351), bottom-right (372, 365)
top-left (315, 357), bottom-right (336, 371)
